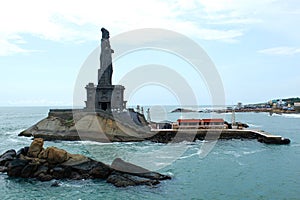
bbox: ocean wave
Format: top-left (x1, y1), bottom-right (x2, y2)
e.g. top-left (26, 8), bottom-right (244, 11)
top-left (282, 114), bottom-right (300, 119)
top-left (166, 172), bottom-right (174, 177)
top-left (178, 146), bottom-right (205, 160)
top-left (178, 152), bottom-right (199, 160)
top-left (247, 123), bottom-right (262, 128)
top-left (222, 112), bottom-right (233, 115)
top-left (155, 162), bottom-right (169, 167)
top-left (76, 141), bottom-right (114, 146)
top-left (237, 161), bottom-right (246, 166)
top-left (59, 180), bottom-right (96, 188)
top-left (242, 149), bottom-right (265, 155)
top-left (290, 143), bottom-right (300, 147)
top-left (223, 150), bottom-right (241, 158)
top-left (271, 113), bottom-right (300, 118)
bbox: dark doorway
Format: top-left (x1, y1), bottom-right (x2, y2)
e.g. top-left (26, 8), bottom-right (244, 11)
top-left (101, 103), bottom-right (107, 110)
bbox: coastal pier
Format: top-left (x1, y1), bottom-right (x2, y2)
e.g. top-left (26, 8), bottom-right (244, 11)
top-left (149, 129), bottom-right (291, 145)
top-left (252, 130), bottom-right (291, 144)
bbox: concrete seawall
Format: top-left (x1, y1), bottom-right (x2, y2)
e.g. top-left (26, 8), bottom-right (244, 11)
top-left (148, 129), bottom-right (291, 144)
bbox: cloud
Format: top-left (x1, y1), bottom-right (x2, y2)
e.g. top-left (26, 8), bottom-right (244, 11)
top-left (0, 0), bottom-right (298, 56)
top-left (0, 39), bottom-right (37, 56)
top-left (258, 47), bottom-right (300, 55)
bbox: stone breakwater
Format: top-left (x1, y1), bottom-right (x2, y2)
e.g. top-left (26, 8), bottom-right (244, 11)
top-left (0, 138), bottom-right (171, 187)
top-left (149, 129), bottom-right (291, 145)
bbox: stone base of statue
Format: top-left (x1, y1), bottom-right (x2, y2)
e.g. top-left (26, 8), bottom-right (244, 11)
top-left (85, 83), bottom-right (126, 112)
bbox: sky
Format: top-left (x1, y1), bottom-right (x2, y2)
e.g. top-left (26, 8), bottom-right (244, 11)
top-left (0, 0), bottom-right (299, 107)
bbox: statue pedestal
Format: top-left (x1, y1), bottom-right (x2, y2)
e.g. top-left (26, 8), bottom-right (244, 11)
top-left (85, 84), bottom-right (126, 112)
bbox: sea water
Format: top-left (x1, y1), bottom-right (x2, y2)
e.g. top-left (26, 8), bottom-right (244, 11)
top-left (0, 107), bottom-right (299, 200)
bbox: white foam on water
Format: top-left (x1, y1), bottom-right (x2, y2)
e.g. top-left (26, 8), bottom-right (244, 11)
top-left (2, 129), bottom-right (24, 135)
top-left (79, 141), bottom-right (114, 146)
top-left (223, 150), bottom-right (241, 158)
top-left (290, 143), bottom-right (300, 147)
top-left (271, 113), bottom-right (300, 118)
top-left (155, 162), bottom-right (169, 166)
top-left (282, 114), bottom-right (300, 119)
top-left (179, 144), bottom-right (207, 160)
top-left (237, 161), bottom-right (246, 166)
top-left (60, 182), bottom-right (86, 188)
top-left (247, 123), bottom-right (262, 128)
top-left (166, 172), bottom-right (174, 177)
top-left (223, 112), bottom-right (233, 115)
top-left (242, 149), bottom-right (265, 155)
top-left (178, 152), bottom-right (199, 160)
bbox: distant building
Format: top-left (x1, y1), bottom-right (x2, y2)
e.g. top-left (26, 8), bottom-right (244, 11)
top-left (294, 102), bottom-right (300, 113)
top-left (237, 102), bottom-right (243, 109)
top-left (177, 119), bottom-right (225, 129)
top-left (268, 100), bottom-right (273, 106)
top-left (276, 99), bottom-right (286, 108)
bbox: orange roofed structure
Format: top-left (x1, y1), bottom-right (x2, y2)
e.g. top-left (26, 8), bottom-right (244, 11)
top-left (176, 118), bottom-right (225, 129)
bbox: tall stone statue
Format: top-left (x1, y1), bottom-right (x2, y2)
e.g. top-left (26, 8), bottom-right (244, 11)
top-left (99, 27), bottom-right (114, 85)
top-left (86, 28), bottom-right (126, 111)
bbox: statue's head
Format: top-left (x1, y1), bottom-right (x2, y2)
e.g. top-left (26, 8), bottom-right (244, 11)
top-left (101, 27), bottom-right (110, 39)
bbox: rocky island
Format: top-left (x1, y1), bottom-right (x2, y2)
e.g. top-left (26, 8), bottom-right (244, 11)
top-left (19, 28), bottom-right (152, 142)
top-left (0, 138), bottom-right (171, 187)
top-left (19, 108), bottom-right (151, 142)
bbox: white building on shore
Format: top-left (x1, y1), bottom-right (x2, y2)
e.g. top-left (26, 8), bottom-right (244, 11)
top-left (294, 102), bottom-right (300, 113)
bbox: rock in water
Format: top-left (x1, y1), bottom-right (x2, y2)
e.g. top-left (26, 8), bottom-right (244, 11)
top-left (16, 147), bottom-right (29, 158)
top-left (51, 181), bottom-right (60, 187)
top-left (0, 149), bottom-right (16, 165)
top-left (39, 147), bottom-right (69, 164)
top-left (111, 158), bottom-right (171, 181)
top-left (27, 138), bottom-right (44, 158)
top-left (107, 158), bottom-right (171, 187)
top-left (107, 171), bottom-right (160, 187)
top-left (0, 138), bottom-right (171, 187)
top-left (7, 159), bottom-right (29, 177)
top-left (111, 158), bottom-right (149, 174)
top-left (21, 163), bottom-right (38, 178)
top-left (0, 166), bottom-right (7, 173)
top-left (33, 165), bottom-right (48, 177)
top-left (86, 162), bottom-right (112, 179)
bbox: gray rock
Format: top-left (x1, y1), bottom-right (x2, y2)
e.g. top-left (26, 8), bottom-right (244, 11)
top-left (111, 158), bottom-right (171, 180)
top-left (7, 159), bottom-right (29, 177)
top-left (107, 172), bottom-right (160, 187)
top-left (33, 165), bottom-right (48, 177)
top-left (51, 166), bottom-right (65, 179)
top-left (89, 162), bottom-right (112, 179)
top-left (0, 166), bottom-right (7, 173)
top-left (21, 163), bottom-right (38, 178)
top-left (16, 147), bottom-right (29, 158)
top-left (37, 173), bottom-right (53, 182)
top-left (0, 149), bottom-right (16, 165)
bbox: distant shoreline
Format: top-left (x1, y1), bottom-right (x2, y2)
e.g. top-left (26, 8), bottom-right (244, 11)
top-left (171, 107), bottom-right (298, 114)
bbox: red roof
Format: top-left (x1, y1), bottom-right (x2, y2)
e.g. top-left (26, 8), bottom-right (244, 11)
top-left (177, 119), bottom-right (224, 123)
top-left (177, 119), bottom-right (202, 123)
top-left (202, 119), bottom-right (224, 123)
